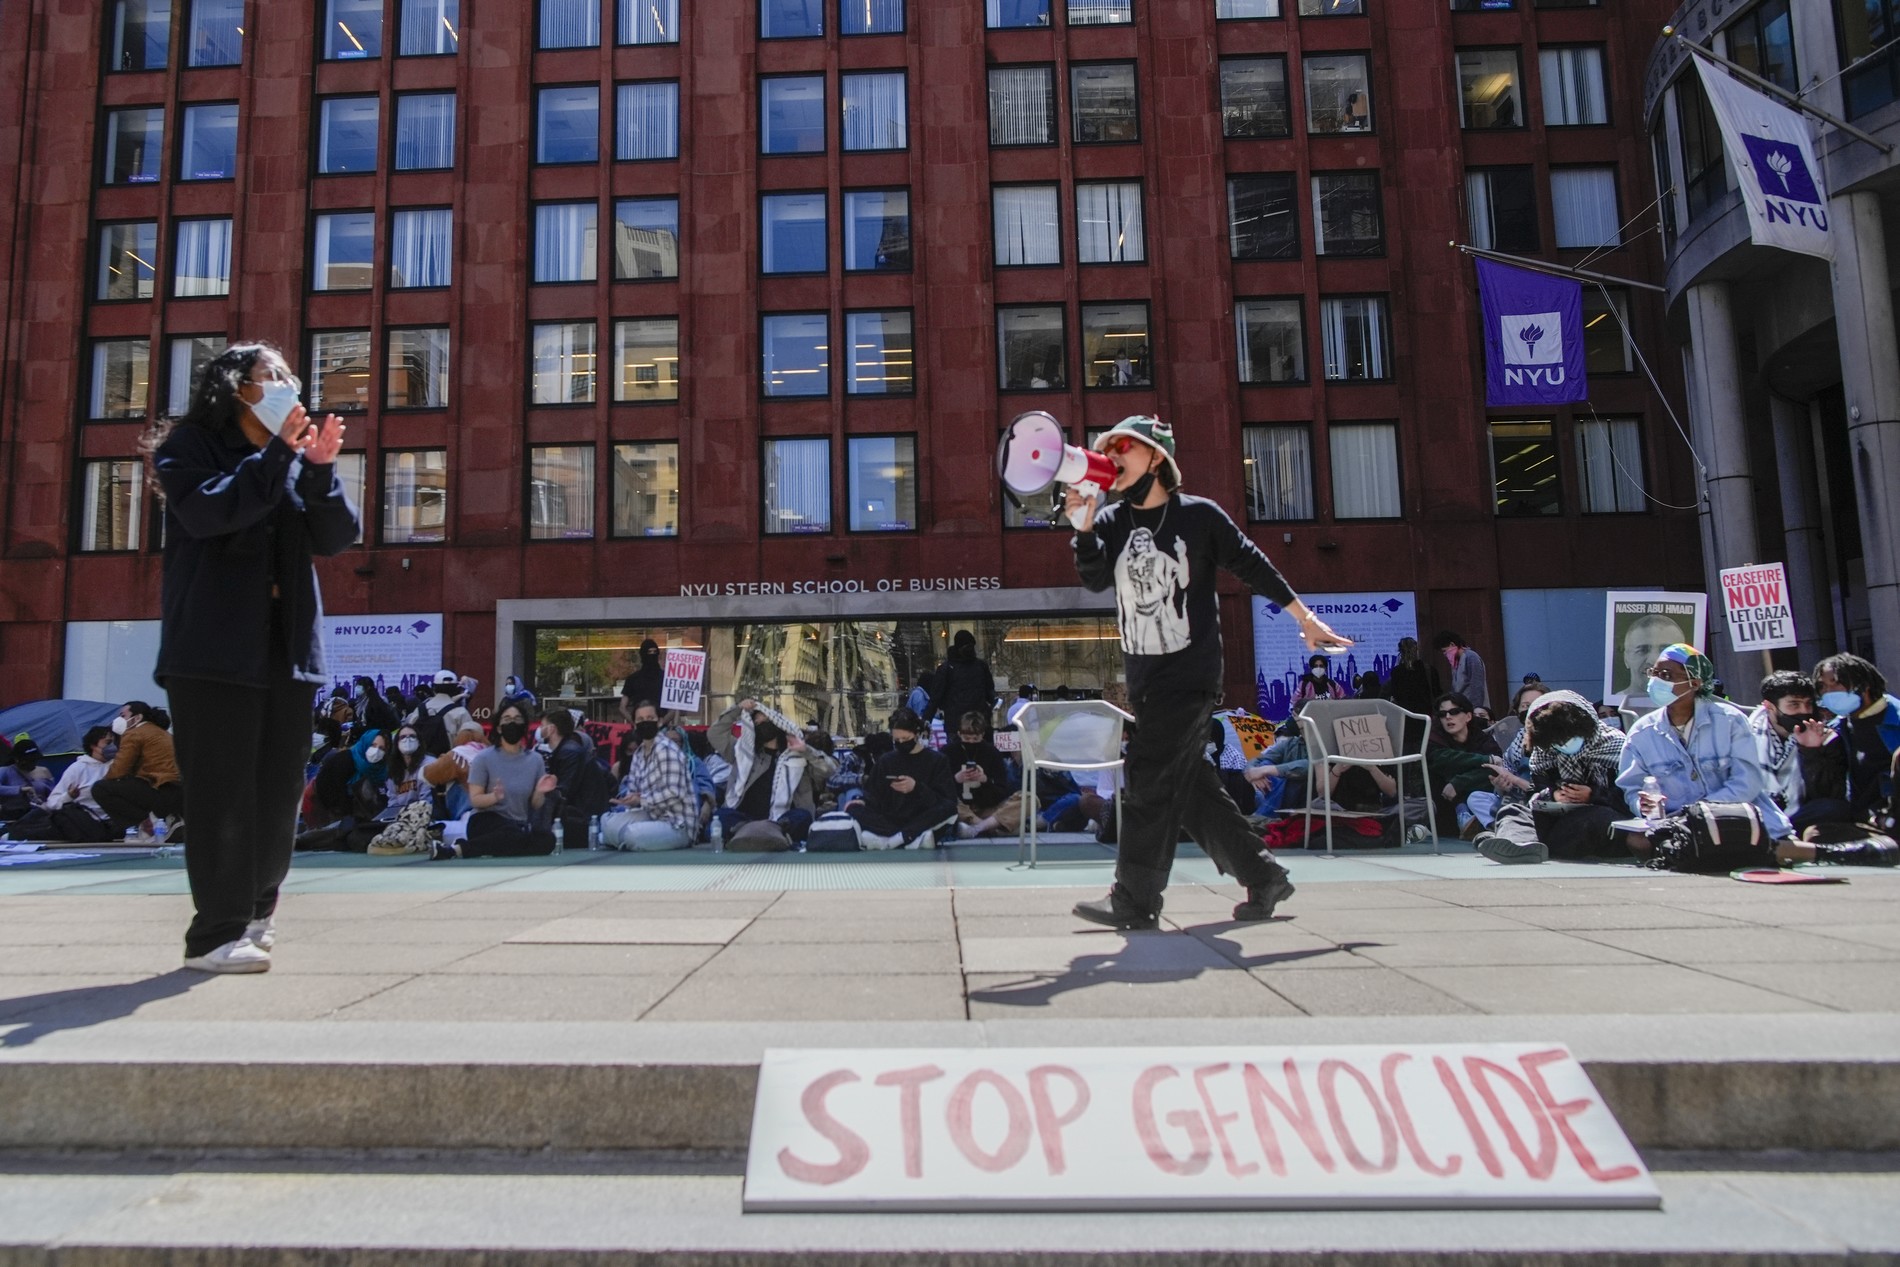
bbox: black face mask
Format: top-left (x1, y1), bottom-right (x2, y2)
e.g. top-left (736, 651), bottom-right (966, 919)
top-left (497, 720), bottom-right (528, 745)
top-left (1123, 466), bottom-right (1160, 506)
top-left (754, 719), bottom-right (784, 751)
top-left (1774, 711), bottom-right (1815, 733)
top-left (633, 719), bottom-right (660, 742)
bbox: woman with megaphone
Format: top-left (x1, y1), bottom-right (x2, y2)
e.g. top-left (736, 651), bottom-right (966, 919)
top-left (1059, 415), bottom-right (1351, 930)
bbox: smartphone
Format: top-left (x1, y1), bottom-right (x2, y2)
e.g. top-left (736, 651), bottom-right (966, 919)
top-left (962, 761), bottom-right (979, 770)
top-left (886, 774), bottom-right (903, 782)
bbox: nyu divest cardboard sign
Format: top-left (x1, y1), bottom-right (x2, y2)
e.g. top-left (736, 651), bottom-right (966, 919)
top-left (744, 1044), bottom-right (1659, 1212)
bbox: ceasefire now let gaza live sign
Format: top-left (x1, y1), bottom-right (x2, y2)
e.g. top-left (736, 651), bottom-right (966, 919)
top-left (743, 1044), bottom-right (1660, 1212)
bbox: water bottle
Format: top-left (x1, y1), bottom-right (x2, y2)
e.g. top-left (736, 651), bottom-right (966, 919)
top-left (151, 819), bottom-right (168, 846)
top-left (1640, 776), bottom-right (1663, 822)
top-left (124, 826), bottom-right (142, 845)
top-left (154, 845), bottom-right (185, 858)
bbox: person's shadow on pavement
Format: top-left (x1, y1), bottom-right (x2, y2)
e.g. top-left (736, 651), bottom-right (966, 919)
top-left (0, 971), bottom-right (208, 1048)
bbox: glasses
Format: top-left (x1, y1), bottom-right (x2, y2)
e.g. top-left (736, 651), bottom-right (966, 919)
top-left (1435, 709), bottom-right (1466, 719)
top-left (1101, 435), bottom-right (1140, 456)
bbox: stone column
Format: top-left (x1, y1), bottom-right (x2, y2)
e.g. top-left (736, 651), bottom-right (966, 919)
top-left (1768, 394), bottom-right (1837, 671)
top-left (1827, 189), bottom-right (1900, 671)
top-left (1681, 281), bottom-right (1762, 691)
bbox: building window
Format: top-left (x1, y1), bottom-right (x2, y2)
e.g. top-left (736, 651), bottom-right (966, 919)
top-left (103, 107), bottom-right (163, 184)
top-left (531, 322), bottom-right (598, 404)
top-left (97, 222), bottom-right (158, 301)
top-left (1576, 415), bottom-right (1645, 513)
top-left (386, 328), bottom-right (450, 409)
top-left (845, 310), bottom-right (914, 395)
top-left (540, 0), bottom-right (600, 47)
top-left (1304, 53), bottom-right (1371, 133)
top-left (1071, 63), bottom-right (1139, 143)
top-left (529, 446), bottom-right (596, 540)
top-left (1320, 296), bottom-right (1389, 381)
top-left (538, 86), bottom-right (600, 164)
top-left (534, 204), bottom-right (596, 282)
top-left (993, 185), bottom-right (1061, 266)
top-left (311, 330), bottom-right (373, 413)
top-left (612, 442), bottom-right (680, 537)
top-left (1311, 171), bottom-right (1382, 256)
top-left (334, 451), bottom-right (367, 543)
top-left (1235, 298), bottom-right (1305, 384)
top-left (1217, 0), bottom-right (1281, 15)
top-left (1726, 1), bottom-right (1794, 95)
top-left (1551, 166), bottom-right (1620, 249)
top-left (762, 313), bottom-right (830, 397)
top-left (1331, 423), bottom-right (1400, 519)
top-left (1456, 48), bottom-right (1521, 129)
top-left (613, 318), bottom-right (681, 401)
top-left (764, 437), bottom-right (832, 534)
top-left (325, 0), bottom-right (383, 59)
top-left (1076, 182), bottom-right (1145, 263)
top-left (187, 0), bottom-right (242, 66)
top-left (614, 198), bottom-right (680, 278)
top-left (842, 0), bottom-right (902, 35)
top-left (762, 0), bottom-right (823, 37)
top-left (110, 0), bottom-right (170, 72)
top-left (987, 0), bottom-right (1050, 28)
top-left (1220, 57), bottom-right (1290, 138)
top-left (761, 192), bottom-right (827, 274)
top-left (1582, 287), bottom-right (1631, 373)
top-left (313, 212), bottom-right (375, 291)
top-left (179, 102), bottom-right (238, 180)
top-left (843, 189), bottom-right (910, 271)
top-left (383, 450), bottom-right (448, 544)
top-left (998, 306), bottom-right (1066, 391)
top-left (78, 461), bottom-right (144, 553)
top-left (843, 71), bottom-right (908, 151)
top-left (166, 335), bottom-right (224, 416)
top-left (318, 97), bottom-right (379, 173)
top-left (1541, 46), bottom-right (1607, 126)
top-left (847, 436), bottom-right (917, 531)
top-left (1071, 0), bottom-right (1132, 23)
top-left (395, 93), bottom-right (456, 169)
top-left (1464, 166), bottom-right (1539, 252)
top-left (89, 340), bottom-right (150, 420)
top-left (1490, 420), bottom-right (1559, 516)
top-left (617, 82), bottom-right (680, 160)
top-left (1675, 71), bottom-right (1726, 219)
top-left (399, 0), bottom-right (459, 55)
top-left (1080, 302), bottom-right (1151, 388)
top-left (389, 209), bottom-right (452, 288)
top-left (762, 76), bottom-right (825, 154)
top-left (1299, 0), bottom-right (1363, 12)
top-left (619, 0), bottom-right (678, 42)
top-left (1243, 425), bottom-right (1314, 521)
top-left (1651, 121), bottom-right (1678, 250)
top-left (989, 66), bottom-right (1056, 146)
top-left (173, 219), bottom-right (232, 297)
top-left (1228, 175), bottom-right (1298, 260)
top-left (1838, 0), bottom-right (1900, 116)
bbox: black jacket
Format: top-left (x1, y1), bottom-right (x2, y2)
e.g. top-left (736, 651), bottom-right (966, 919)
top-left (928, 653), bottom-right (997, 729)
top-left (861, 742), bottom-right (959, 826)
top-left (154, 424), bottom-right (358, 688)
top-left (941, 738), bottom-right (1015, 813)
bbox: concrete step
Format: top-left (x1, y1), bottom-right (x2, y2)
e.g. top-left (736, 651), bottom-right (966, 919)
top-left (3, 1015), bottom-right (1898, 1154)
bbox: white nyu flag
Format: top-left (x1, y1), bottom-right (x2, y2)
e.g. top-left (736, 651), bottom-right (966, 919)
top-left (1692, 56), bottom-right (1833, 260)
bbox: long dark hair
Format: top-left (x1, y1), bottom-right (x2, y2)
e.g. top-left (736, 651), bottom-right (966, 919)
top-left (140, 341), bottom-right (280, 497)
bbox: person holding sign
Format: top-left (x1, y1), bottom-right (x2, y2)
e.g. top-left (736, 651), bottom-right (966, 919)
top-left (1063, 416), bottom-right (1348, 929)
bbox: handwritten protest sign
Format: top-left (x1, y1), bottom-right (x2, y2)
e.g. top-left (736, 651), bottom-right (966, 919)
top-left (1332, 714), bottom-right (1395, 762)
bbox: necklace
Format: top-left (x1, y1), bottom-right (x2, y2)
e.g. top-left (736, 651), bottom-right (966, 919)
top-left (1130, 493), bottom-right (1171, 538)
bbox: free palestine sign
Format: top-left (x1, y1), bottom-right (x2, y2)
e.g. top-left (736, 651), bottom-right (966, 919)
top-left (744, 1044), bottom-right (1659, 1212)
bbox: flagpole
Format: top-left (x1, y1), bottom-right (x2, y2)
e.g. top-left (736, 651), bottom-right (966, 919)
top-left (1451, 243), bottom-right (1666, 294)
top-left (1663, 28), bottom-right (1894, 156)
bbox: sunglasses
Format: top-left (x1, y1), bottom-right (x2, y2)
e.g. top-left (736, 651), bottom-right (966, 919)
top-left (1101, 435), bottom-right (1142, 456)
top-left (1436, 709), bottom-right (1467, 719)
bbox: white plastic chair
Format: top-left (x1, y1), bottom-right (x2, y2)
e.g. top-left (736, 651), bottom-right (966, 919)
top-left (1012, 699), bottom-right (1135, 868)
top-left (1294, 699), bottom-right (1438, 856)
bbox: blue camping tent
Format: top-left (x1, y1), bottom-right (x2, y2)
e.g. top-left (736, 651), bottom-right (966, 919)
top-left (0, 700), bottom-right (121, 757)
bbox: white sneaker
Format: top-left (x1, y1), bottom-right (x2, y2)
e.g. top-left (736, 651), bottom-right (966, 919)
top-left (183, 938), bottom-right (272, 974)
top-left (245, 916), bottom-right (277, 951)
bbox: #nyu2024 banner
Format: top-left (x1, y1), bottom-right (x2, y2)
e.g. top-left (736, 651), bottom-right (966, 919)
top-left (1477, 258), bottom-right (1587, 407)
top-left (1693, 56), bottom-right (1832, 261)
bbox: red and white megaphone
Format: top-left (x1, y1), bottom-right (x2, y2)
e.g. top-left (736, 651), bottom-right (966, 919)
top-left (996, 411), bottom-right (1119, 531)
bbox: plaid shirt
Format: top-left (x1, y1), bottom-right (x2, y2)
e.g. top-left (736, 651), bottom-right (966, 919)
top-left (627, 735), bottom-right (694, 833)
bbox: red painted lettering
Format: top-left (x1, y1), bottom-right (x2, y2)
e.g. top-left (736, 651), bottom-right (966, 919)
top-left (1192, 1063), bottom-right (1260, 1178)
top-left (1133, 1065), bottom-right (1212, 1176)
top-left (946, 1069), bottom-right (1033, 1174)
top-left (1381, 1053), bottom-right (1459, 1177)
top-left (1241, 1060), bottom-right (1336, 1176)
top-left (777, 1069), bottom-right (872, 1186)
top-left (874, 1064), bottom-right (945, 1180)
top-left (1027, 1064), bottom-right (1091, 1177)
top-left (1319, 1059), bottom-right (1399, 1174)
top-left (1463, 1056), bottom-right (1558, 1180)
top-left (1517, 1049), bottom-right (1641, 1184)
top-left (1434, 1056), bottom-right (1504, 1179)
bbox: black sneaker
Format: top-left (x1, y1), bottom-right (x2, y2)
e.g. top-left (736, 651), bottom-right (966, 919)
top-left (1072, 892), bottom-right (1160, 931)
top-left (429, 841), bottom-right (459, 862)
top-left (1233, 876), bottom-right (1296, 921)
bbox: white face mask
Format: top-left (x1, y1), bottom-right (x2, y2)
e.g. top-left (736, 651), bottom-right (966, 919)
top-left (365, 747), bottom-right (386, 764)
top-left (249, 377), bottom-right (303, 437)
top-left (312, 732), bottom-right (328, 750)
top-left (397, 737), bottom-right (420, 755)
top-left (111, 716), bottom-right (130, 735)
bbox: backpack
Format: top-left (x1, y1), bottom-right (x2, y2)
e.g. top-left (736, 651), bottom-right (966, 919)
top-left (806, 811), bottom-right (863, 853)
top-left (569, 754), bottom-right (618, 816)
top-left (727, 819), bottom-right (793, 852)
top-left (366, 798), bottom-right (439, 855)
top-left (1644, 802), bottom-right (1774, 873)
top-left (412, 701), bottom-right (452, 757)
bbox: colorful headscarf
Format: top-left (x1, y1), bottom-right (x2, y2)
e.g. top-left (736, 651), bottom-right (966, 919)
top-left (1658, 644), bottom-right (1718, 697)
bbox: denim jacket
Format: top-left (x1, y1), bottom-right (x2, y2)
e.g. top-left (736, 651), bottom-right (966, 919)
top-left (1616, 697), bottom-right (1793, 838)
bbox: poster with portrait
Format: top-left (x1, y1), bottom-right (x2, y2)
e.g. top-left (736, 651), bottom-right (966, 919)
top-left (1602, 592), bottom-right (1707, 706)
top-left (1251, 592), bottom-right (1418, 720)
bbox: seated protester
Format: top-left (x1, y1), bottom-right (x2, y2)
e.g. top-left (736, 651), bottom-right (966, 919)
top-left (1464, 727), bottom-right (1535, 838)
top-left (709, 698), bottom-right (836, 845)
top-left (539, 708), bottom-right (611, 850)
top-left (1425, 692), bottom-right (1503, 830)
top-left (410, 670), bottom-right (476, 757)
top-left (0, 737), bottom-right (54, 821)
top-left (92, 701), bottom-right (184, 840)
top-left (667, 724), bottom-right (719, 839)
top-left (1747, 671), bottom-right (1832, 831)
top-left (500, 674), bottom-right (538, 714)
top-left (1006, 683), bottom-right (1039, 726)
top-left (687, 728), bottom-right (730, 810)
top-left (306, 730), bottom-right (389, 829)
top-left (599, 700), bottom-right (696, 851)
top-left (423, 723), bottom-right (490, 820)
top-left (847, 707), bottom-right (958, 848)
top-left (2, 727), bottom-right (118, 843)
top-left (1615, 643), bottom-right (1793, 846)
top-left (1773, 653), bottom-right (1900, 865)
top-left (1244, 715), bottom-right (1313, 811)
top-left (1475, 691), bottom-right (1629, 864)
top-left (324, 695), bottom-right (361, 746)
top-left (383, 724), bottom-right (429, 818)
top-left (352, 675), bottom-right (399, 739)
top-left (307, 716), bottom-right (346, 784)
top-left (432, 702), bottom-right (558, 858)
top-left (1291, 655), bottom-right (1348, 709)
top-left (947, 711), bottom-right (1025, 838)
top-left (1353, 671), bottom-right (1384, 700)
top-left (823, 735), bottom-right (866, 811)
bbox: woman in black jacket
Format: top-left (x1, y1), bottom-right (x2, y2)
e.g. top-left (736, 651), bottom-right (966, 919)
top-left (926, 630), bottom-right (997, 731)
top-left (150, 342), bottom-right (357, 973)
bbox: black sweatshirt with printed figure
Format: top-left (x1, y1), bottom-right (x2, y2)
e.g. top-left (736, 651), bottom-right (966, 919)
top-left (1074, 493), bottom-right (1298, 704)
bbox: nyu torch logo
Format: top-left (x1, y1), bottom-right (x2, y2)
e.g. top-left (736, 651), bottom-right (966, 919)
top-left (1741, 134), bottom-right (1827, 231)
top-left (1499, 311), bottom-right (1564, 388)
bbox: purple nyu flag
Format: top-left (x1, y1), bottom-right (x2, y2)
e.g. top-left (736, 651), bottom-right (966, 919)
top-left (1476, 257), bottom-right (1587, 407)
